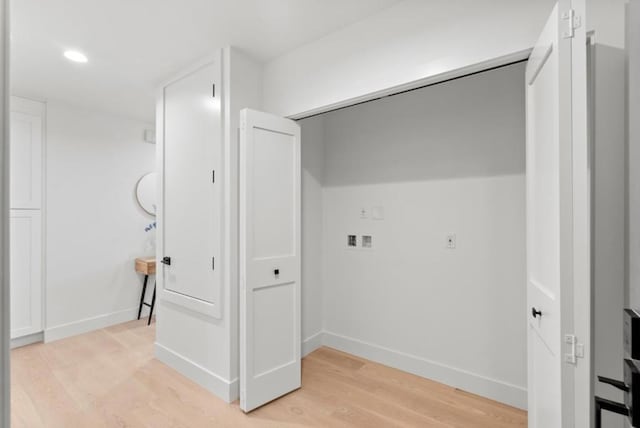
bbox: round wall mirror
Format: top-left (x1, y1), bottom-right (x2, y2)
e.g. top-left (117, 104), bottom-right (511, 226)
top-left (136, 172), bottom-right (157, 216)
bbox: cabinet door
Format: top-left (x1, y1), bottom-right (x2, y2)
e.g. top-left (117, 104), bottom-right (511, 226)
top-left (158, 53), bottom-right (222, 318)
top-left (526, 1), bottom-right (590, 426)
top-left (10, 210), bottom-right (43, 338)
top-left (239, 108), bottom-right (301, 412)
top-left (10, 111), bottom-right (42, 209)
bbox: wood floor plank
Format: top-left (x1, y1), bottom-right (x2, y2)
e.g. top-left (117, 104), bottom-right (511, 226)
top-left (11, 320), bottom-right (527, 427)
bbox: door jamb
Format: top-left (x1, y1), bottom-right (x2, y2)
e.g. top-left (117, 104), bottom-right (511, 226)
top-left (1, 1), bottom-right (10, 427)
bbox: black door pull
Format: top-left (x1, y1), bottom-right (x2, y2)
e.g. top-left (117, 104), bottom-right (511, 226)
top-left (531, 307), bottom-right (542, 318)
top-left (161, 256), bottom-right (171, 266)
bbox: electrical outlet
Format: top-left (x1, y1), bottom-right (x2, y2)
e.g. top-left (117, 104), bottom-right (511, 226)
top-left (347, 235), bottom-right (357, 248)
top-left (362, 235), bottom-right (373, 249)
top-left (446, 234), bottom-right (456, 249)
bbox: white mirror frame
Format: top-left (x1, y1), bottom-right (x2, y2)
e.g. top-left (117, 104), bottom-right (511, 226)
top-left (136, 172), bottom-right (157, 216)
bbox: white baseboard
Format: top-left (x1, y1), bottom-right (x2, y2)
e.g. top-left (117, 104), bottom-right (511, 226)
top-left (11, 332), bottom-right (44, 349)
top-left (302, 331), bottom-right (324, 357)
top-left (322, 331), bottom-right (527, 410)
top-left (44, 307), bottom-right (141, 343)
top-left (155, 343), bottom-right (237, 403)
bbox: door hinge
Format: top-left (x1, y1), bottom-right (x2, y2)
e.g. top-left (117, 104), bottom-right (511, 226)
top-left (212, 257), bottom-right (215, 270)
top-left (562, 9), bottom-right (581, 39)
top-left (564, 334), bottom-right (584, 365)
top-left (212, 170), bottom-right (215, 183)
top-left (212, 84), bottom-right (216, 98)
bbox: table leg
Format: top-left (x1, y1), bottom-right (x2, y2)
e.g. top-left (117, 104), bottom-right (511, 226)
top-left (137, 274), bottom-right (148, 320)
top-left (148, 282), bottom-right (157, 326)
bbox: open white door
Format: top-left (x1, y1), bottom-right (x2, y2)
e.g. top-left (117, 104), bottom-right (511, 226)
top-left (239, 108), bottom-right (301, 412)
top-left (526, 1), bottom-right (590, 427)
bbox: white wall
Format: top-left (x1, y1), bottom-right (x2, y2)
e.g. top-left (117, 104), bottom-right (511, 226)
top-left (227, 47), bottom-right (263, 392)
top-left (309, 62), bottom-right (528, 409)
top-left (262, 0), bottom-right (627, 119)
top-left (629, 0), bottom-right (640, 312)
top-left (263, 0), bottom-right (555, 118)
top-left (627, 6), bottom-right (640, 426)
top-left (628, 1), bottom-right (640, 299)
top-left (44, 101), bottom-right (155, 341)
top-left (587, 0), bottom-right (627, 49)
top-left (592, 43), bottom-right (627, 428)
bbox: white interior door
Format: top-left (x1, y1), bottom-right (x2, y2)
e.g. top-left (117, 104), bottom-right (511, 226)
top-left (239, 108), bottom-right (301, 412)
top-left (526, 1), bottom-right (590, 427)
top-left (9, 210), bottom-right (42, 339)
top-left (9, 111), bottom-right (41, 209)
top-left (159, 54), bottom-right (222, 318)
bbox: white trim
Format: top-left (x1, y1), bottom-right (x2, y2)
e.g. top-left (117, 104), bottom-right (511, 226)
top-left (302, 331), bottom-right (323, 357)
top-left (289, 49), bottom-right (531, 120)
top-left (44, 307), bottom-right (141, 343)
top-left (40, 99), bottom-right (47, 338)
top-left (1, 1), bottom-right (10, 425)
top-left (9, 96), bottom-right (45, 116)
top-left (322, 331), bottom-right (527, 410)
top-left (155, 342), bottom-right (237, 403)
top-left (10, 331), bottom-right (42, 349)
top-left (157, 53), bottom-right (220, 91)
top-left (570, 1), bottom-right (592, 426)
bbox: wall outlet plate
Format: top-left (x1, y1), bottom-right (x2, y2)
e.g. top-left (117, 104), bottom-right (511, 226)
top-left (446, 234), bottom-right (456, 249)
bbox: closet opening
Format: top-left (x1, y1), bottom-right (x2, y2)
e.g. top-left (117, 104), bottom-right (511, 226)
top-left (296, 59), bottom-right (529, 409)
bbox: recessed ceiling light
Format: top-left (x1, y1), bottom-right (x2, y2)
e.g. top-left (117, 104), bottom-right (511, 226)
top-left (64, 50), bottom-right (88, 63)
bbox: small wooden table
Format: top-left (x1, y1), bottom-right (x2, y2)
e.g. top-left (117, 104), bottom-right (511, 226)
top-left (135, 257), bottom-right (156, 325)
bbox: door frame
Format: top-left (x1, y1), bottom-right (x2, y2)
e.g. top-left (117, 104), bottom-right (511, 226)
top-left (1, 1), bottom-right (10, 427)
top-left (570, 1), bottom-right (593, 425)
top-left (290, 49), bottom-right (531, 120)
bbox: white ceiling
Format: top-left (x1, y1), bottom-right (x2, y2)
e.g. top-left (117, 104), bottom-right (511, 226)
top-left (10, 0), bottom-right (401, 122)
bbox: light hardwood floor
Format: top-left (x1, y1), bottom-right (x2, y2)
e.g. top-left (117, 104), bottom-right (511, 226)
top-left (11, 319), bottom-right (526, 427)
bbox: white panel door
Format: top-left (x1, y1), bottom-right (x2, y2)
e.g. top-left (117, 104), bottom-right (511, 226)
top-left (9, 210), bottom-right (42, 338)
top-left (10, 111), bottom-right (42, 209)
top-left (526, 1), bottom-right (590, 427)
top-left (239, 108), bottom-right (301, 412)
top-left (159, 55), bottom-right (222, 318)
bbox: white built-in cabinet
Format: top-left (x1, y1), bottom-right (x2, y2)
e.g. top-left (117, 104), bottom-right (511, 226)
top-left (157, 53), bottom-right (223, 317)
top-left (9, 210), bottom-right (42, 338)
top-left (9, 97), bottom-right (44, 340)
top-left (10, 109), bottom-right (42, 209)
